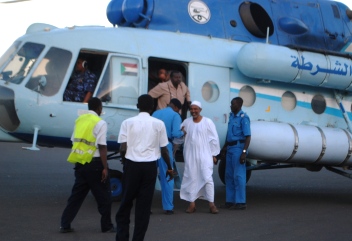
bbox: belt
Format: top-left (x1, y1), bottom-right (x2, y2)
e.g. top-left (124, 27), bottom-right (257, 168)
top-left (125, 158), bottom-right (157, 163)
top-left (228, 140), bottom-right (245, 146)
top-left (75, 157), bottom-right (101, 167)
top-left (92, 157), bottom-right (101, 162)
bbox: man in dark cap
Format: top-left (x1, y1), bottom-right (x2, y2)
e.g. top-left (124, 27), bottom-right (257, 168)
top-left (116, 94), bottom-right (174, 241)
top-left (152, 98), bottom-right (185, 214)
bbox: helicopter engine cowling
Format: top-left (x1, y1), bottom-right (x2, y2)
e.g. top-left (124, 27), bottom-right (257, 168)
top-left (106, 0), bottom-right (154, 27)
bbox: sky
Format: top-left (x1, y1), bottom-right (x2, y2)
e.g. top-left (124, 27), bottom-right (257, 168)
top-left (0, 0), bottom-right (112, 55)
top-left (0, 0), bottom-right (351, 56)
top-left (339, 0), bottom-right (352, 7)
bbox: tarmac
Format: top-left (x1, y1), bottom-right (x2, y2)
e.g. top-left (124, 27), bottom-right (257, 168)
top-left (1, 142), bottom-right (352, 241)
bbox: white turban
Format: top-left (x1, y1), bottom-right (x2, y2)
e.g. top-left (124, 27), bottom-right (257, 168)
top-left (191, 100), bottom-right (202, 108)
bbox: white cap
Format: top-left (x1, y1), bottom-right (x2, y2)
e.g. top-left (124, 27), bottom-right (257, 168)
top-left (191, 100), bottom-right (202, 108)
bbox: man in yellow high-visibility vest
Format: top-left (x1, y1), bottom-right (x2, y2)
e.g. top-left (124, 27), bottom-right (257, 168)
top-left (60, 97), bottom-right (115, 233)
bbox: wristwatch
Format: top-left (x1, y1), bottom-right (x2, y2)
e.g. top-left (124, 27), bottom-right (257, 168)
top-left (242, 149), bottom-right (247, 153)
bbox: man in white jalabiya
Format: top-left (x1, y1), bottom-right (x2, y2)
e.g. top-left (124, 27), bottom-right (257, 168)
top-left (180, 100), bottom-right (220, 214)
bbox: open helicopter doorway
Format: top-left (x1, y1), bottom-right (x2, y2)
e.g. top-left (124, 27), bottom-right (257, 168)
top-left (148, 57), bottom-right (189, 120)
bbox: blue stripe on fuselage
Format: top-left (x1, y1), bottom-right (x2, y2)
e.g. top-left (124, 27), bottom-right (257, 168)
top-left (230, 88), bottom-right (346, 118)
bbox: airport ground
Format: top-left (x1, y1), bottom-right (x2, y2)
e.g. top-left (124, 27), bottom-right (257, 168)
top-left (1, 142), bottom-right (352, 241)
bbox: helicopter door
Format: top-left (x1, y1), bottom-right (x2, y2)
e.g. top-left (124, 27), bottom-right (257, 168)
top-left (96, 54), bottom-right (140, 107)
top-left (188, 63), bottom-right (230, 142)
top-left (94, 54), bottom-right (141, 141)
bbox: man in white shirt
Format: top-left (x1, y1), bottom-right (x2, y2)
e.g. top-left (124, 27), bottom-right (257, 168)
top-left (115, 94), bottom-right (174, 241)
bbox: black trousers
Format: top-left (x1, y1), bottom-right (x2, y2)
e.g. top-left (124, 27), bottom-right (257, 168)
top-left (116, 159), bottom-right (157, 241)
top-left (61, 160), bottom-right (113, 232)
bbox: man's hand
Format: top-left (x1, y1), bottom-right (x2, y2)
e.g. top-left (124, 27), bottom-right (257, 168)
top-left (220, 147), bottom-right (227, 159)
top-left (120, 157), bottom-right (126, 165)
top-left (181, 126), bottom-right (187, 135)
top-left (101, 168), bottom-right (108, 182)
top-left (213, 156), bottom-right (218, 165)
top-left (240, 153), bottom-right (246, 164)
top-left (98, 144), bottom-right (109, 182)
top-left (165, 169), bottom-right (174, 182)
top-left (173, 144), bottom-right (180, 157)
top-left (119, 143), bottom-right (127, 165)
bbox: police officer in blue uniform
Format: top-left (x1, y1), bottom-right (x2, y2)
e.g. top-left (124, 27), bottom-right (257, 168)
top-left (152, 98), bottom-right (185, 215)
top-left (63, 58), bottom-right (97, 103)
top-left (220, 97), bottom-right (251, 210)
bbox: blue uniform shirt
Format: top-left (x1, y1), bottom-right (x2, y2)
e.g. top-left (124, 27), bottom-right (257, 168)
top-left (226, 110), bottom-right (251, 142)
top-left (152, 106), bottom-right (183, 141)
top-left (63, 70), bottom-right (97, 102)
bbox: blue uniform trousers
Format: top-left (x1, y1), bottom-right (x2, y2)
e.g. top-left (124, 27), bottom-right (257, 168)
top-left (225, 144), bottom-right (246, 204)
top-left (157, 142), bottom-right (174, 211)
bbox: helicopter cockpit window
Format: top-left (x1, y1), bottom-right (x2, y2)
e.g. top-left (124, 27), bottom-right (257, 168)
top-left (0, 41), bottom-right (21, 73)
top-left (25, 47), bottom-right (72, 96)
top-left (0, 42), bottom-right (44, 84)
top-left (96, 56), bottom-right (139, 106)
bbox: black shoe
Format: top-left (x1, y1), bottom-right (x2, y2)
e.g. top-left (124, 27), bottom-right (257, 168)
top-left (229, 203), bottom-right (247, 210)
top-left (60, 227), bottom-right (74, 233)
top-left (219, 202), bottom-right (234, 209)
top-left (102, 226), bottom-right (116, 233)
top-left (164, 210), bottom-right (174, 215)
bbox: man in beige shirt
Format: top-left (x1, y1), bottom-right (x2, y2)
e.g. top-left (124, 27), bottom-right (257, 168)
top-left (148, 70), bottom-right (191, 110)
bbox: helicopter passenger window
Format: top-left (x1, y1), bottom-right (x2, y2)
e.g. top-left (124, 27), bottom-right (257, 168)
top-left (25, 47), bottom-right (72, 96)
top-left (0, 42), bottom-right (45, 84)
top-left (96, 56), bottom-right (139, 106)
top-left (311, 94), bottom-right (326, 114)
top-left (281, 91), bottom-right (297, 111)
top-left (239, 85), bottom-right (256, 107)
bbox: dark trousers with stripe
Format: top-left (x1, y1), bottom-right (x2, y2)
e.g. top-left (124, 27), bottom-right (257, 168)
top-left (116, 159), bottom-right (157, 241)
top-left (61, 160), bottom-right (113, 232)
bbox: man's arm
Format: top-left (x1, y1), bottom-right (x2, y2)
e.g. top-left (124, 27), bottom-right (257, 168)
top-left (221, 114), bottom-right (231, 154)
top-left (183, 83), bottom-right (191, 109)
top-left (98, 144), bottom-right (109, 182)
top-left (119, 142), bottom-right (127, 164)
top-left (171, 115), bottom-right (184, 139)
top-left (243, 135), bottom-right (251, 152)
top-left (171, 116), bottom-right (184, 157)
top-left (161, 146), bottom-right (174, 181)
top-left (83, 73), bottom-right (96, 103)
top-left (183, 83), bottom-right (191, 102)
top-left (240, 136), bottom-right (251, 164)
top-left (220, 139), bottom-right (229, 159)
top-left (148, 84), bottom-right (162, 98)
top-left (83, 91), bottom-right (93, 103)
top-left (240, 115), bottom-right (251, 164)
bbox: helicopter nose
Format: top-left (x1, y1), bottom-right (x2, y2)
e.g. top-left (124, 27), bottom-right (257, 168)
top-left (0, 86), bottom-right (20, 132)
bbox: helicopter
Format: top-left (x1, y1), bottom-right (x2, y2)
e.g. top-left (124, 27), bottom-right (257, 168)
top-left (1, 0), bottom-right (352, 200)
